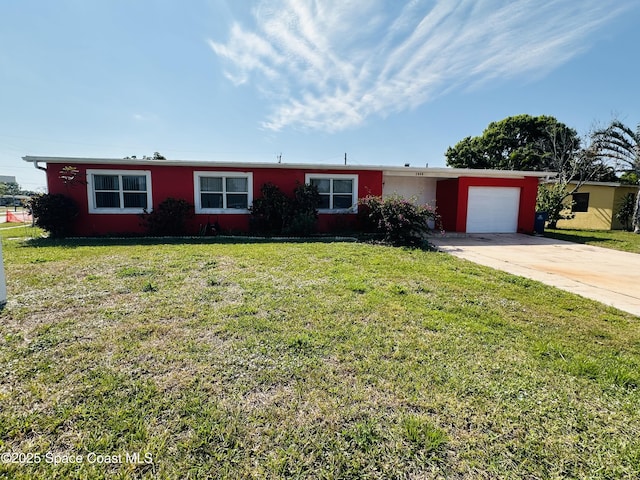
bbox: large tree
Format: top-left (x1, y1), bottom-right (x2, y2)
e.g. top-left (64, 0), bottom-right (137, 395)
top-left (446, 114), bottom-right (581, 171)
top-left (591, 120), bottom-right (640, 232)
top-left (3, 182), bottom-right (20, 196)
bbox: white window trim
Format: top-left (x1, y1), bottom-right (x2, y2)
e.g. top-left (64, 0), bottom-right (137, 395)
top-left (305, 173), bottom-right (358, 213)
top-left (87, 169), bottom-right (153, 214)
top-left (194, 171), bottom-right (253, 214)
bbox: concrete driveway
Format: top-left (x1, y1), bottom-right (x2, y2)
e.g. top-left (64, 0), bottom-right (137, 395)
top-left (429, 233), bottom-right (640, 317)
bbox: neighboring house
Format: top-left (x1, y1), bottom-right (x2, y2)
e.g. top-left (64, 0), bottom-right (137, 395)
top-left (23, 156), bottom-right (549, 236)
top-left (556, 182), bottom-right (638, 230)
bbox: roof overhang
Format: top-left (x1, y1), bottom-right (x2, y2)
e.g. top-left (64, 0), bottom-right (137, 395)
top-left (22, 156), bottom-right (555, 180)
top-left (382, 167), bottom-right (554, 179)
top-left (561, 180), bottom-right (636, 187)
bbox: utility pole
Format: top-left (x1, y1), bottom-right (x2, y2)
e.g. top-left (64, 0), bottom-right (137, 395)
top-left (344, 153), bottom-right (347, 165)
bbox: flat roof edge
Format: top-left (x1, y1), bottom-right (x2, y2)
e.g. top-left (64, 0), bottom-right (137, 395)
top-left (22, 156), bottom-right (555, 178)
top-left (564, 180), bottom-right (638, 187)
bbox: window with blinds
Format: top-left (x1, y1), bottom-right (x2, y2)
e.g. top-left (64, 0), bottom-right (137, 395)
top-left (194, 172), bottom-right (253, 213)
top-left (88, 170), bottom-right (152, 213)
top-left (305, 174), bottom-right (358, 212)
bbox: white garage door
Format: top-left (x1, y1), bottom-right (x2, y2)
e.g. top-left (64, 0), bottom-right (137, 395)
top-left (466, 187), bottom-right (520, 233)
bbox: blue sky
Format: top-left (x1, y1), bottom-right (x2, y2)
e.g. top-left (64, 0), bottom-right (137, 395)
top-left (2, 0), bottom-right (639, 192)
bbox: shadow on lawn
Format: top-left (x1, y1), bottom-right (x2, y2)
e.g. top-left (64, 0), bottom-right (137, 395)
top-left (544, 231), bottom-right (624, 246)
top-left (20, 235), bottom-right (364, 249)
top-left (20, 234), bottom-right (441, 251)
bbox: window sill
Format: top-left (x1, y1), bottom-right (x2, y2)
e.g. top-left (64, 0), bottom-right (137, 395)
top-left (318, 208), bottom-right (358, 214)
top-left (195, 208), bottom-right (250, 215)
top-left (88, 208), bottom-right (150, 214)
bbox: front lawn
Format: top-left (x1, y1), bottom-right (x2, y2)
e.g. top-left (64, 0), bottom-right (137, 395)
top-left (1, 236), bottom-right (639, 478)
top-left (545, 228), bottom-right (640, 253)
top-left (0, 224), bottom-right (42, 241)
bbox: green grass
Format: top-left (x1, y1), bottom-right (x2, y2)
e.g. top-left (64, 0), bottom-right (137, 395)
top-left (0, 224), bottom-right (42, 241)
top-left (545, 228), bottom-right (640, 253)
top-left (0, 222), bottom-right (30, 229)
top-left (1, 235), bottom-right (639, 478)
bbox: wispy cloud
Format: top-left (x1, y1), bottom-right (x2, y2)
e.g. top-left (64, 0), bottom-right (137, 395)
top-left (208, 0), bottom-right (631, 132)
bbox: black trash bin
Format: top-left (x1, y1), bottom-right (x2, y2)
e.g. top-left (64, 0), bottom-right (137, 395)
top-left (534, 212), bottom-right (548, 234)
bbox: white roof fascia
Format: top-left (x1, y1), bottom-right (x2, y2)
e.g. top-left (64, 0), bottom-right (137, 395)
top-left (565, 180), bottom-right (632, 187)
top-left (382, 168), bottom-right (554, 179)
top-left (22, 156), bottom-right (554, 179)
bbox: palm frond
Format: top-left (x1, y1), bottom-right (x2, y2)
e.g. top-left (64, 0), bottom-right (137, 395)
top-left (592, 120), bottom-right (640, 171)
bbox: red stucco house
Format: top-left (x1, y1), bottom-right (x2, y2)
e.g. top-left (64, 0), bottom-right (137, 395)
top-left (23, 156), bottom-right (550, 236)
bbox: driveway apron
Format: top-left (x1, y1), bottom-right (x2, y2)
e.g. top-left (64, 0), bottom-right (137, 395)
top-left (429, 233), bottom-right (640, 318)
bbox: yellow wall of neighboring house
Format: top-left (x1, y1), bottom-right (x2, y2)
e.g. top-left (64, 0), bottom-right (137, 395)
top-left (556, 183), bottom-right (638, 230)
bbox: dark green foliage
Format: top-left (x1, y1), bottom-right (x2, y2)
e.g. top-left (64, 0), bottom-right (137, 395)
top-left (536, 183), bottom-right (574, 229)
top-left (0, 181), bottom-right (21, 197)
top-left (284, 211), bottom-right (316, 236)
top-left (285, 183), bottom-right (320, 235)
top-left (140, 198), bottom-right (194, 236)
top-left (250, 183), bottom-right (319, 236)
top-left (359, 195), bottom-right (439, 246)
top-left (620, 172), bottom-right (639, 185)
top-left (446, 114), bottom-right (580, 171)
top-left (249, 183), bottom-right (290, 234)
top-left (291, 182), bottom-right (320, 215)
top-left (616, 193), bottom-right (638, 231)
top-left (27, 193), bottom-right (79, 238)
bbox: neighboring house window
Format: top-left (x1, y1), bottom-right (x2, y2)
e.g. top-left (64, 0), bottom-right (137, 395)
top-left (305, 174), bottom-right (359, 212)
top-left (87, 169), bottom-right (152, 214)
top-left (572, 192), bottom-right (590, 212)
top-left (194, 171), bottom-right (253, 213)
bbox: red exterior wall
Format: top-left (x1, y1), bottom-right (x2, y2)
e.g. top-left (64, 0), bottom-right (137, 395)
top-left (435, 179), bottom-right (459, 232)
top-left (46, 163), bottom-right (383, 236)
top-left (436, 176), bottom-right (539, 233)
top-left (45, 161), bottom-right (540, 236)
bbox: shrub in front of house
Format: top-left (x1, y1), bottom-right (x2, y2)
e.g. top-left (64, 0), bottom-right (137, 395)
top-left (284, 183), bottom-right (320, 236)
top-left (27, 193), bottom-right (79, 238)
top-left (616, 192), bottom-right (638, 232)
top-left (140, 197), bottom-right (194, 236)
top-left (250, 183), bottom-right (320, 236)
top-left (249, 183), bottom-right (291, 235)
top-left (358, 195), bottom-right (439, 247)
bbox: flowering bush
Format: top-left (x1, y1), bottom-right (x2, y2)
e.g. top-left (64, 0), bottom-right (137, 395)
top-left (359, 195), bottom-right (440, 246)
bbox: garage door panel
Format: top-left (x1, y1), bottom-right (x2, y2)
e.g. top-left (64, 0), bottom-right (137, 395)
top-left (466, 187), bottom-right (520, 233)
